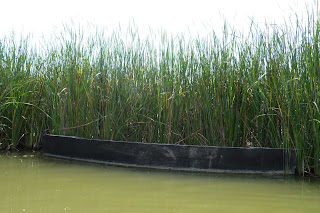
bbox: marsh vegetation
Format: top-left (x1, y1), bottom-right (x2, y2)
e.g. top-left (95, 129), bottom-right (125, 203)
top-left (0, 13), bottom-right (319, 175)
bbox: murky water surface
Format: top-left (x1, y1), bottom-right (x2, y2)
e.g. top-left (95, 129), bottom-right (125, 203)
top-left (1, 152), bottom-right (319, 213)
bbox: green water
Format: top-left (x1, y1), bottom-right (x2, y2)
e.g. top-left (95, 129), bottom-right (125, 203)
top-left (0, 152), bottom-right (319, 213)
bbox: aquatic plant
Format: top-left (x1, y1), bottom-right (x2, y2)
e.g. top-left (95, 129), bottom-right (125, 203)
top-left (0, 36), bottom-right (47, 149)
top-left (0, 14), bottom-right (319, 175)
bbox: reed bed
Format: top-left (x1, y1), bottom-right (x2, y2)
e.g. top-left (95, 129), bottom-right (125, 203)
top-left (0, 17), bottom-right (319, 175)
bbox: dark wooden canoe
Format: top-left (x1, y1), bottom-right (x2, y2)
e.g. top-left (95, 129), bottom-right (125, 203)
top-left (42, 133), bottom-right (297, 175)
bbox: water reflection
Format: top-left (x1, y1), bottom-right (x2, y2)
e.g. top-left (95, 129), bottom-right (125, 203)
top-left (0, 152), bottom-right (319, 212)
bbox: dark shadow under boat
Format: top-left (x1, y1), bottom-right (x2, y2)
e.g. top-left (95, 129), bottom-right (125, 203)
top-left (42, 133), bottom-right (297, 175)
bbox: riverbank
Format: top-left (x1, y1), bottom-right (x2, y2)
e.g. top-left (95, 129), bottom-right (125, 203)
top-left (0, 14), bottom-right (319, 175)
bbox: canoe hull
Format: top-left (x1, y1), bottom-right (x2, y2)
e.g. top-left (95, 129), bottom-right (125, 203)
top-left (42, 134), bottom-right (297, 174)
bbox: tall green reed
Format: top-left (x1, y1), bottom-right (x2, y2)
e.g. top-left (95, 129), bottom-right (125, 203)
top-left (0, 35), bottom-right (47, 149)
top-left (0, 15), bottom-right (319, 175)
